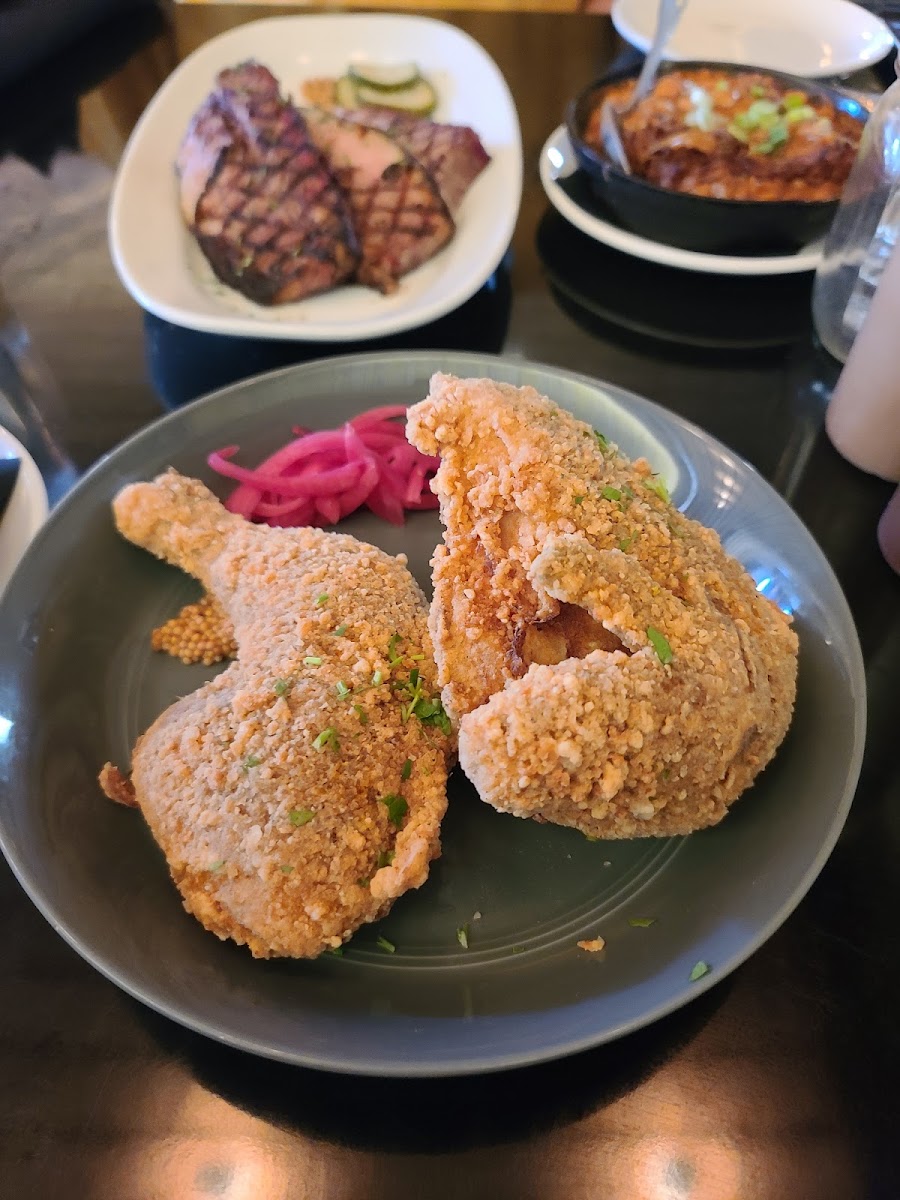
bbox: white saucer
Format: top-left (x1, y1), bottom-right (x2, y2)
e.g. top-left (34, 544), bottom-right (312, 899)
top-left (539, 126), bottom-right (824, 278)
top-left (0, 427), bottom-right (49, 599)
top-left (611, 0), bottom-right (895, 79)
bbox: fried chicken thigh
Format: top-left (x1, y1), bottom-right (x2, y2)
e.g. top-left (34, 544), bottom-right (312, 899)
top-left (105, 471), bottom-right (452, 957)
top-left (407, 374), bottom-right (798, 838)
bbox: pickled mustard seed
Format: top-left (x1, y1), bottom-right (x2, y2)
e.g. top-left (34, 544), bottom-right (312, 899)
top-left (647, 626), bottom-right (673, 665)
top-left (629, 918), bottom-right (656, 928)
top-left (209, 859), bottom-right (226, 872)
top-left (242, 755), bottom-right (261, 771)
top-left (315, 593), bottom-right (329, 607)
top-left (690, 960), bottom-right (710, 981)
top-left (280, 864), bottom-right (294, 875)
top-left (289, 808), bottom-right (314, 827)
top-left (333, 624), bottom-right (348, 637)
top-left (335, 680), bottom-right (351, 699)
top-left (379, 794), bottom-right (408, 827)
top-left (304, 656), bottom-right (323, 666)
top-left (376, 936), bottom-right (395, 954)
top-left (644, 477), bottom-right (670, 504)
top-left (273, 678), bottom-right (291, 697)
top-left (400, 758), bottom-right (413, 781)
top-left (312, 727), bottom-right (340, 752)
top-left (376, 850), bottom-right (395, 869)
top-left (457, 924), bottom-right (469, 949)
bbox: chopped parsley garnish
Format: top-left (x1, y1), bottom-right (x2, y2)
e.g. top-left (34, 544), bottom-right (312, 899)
top-left (242, 755), bottom-right (260, 772)
top-left (315, 593), bottom-right (329, 607)
top-left (647, 626), bottom-right (673, 665)
top-left (573, 494), bottom-right (585, 506)
top-left (375, 936), bottom-right (396, 954)
top-left (376, 849), bottom-right (395, 869)
top-left (303, 656), bottom-right (323, 666)
top-left (644, 477), bottom-right (670, 504)
top-left (628, 918), bottom-right (655, 928)
top-left (280, 864), bottom-right (294, 875)
top-left (312, 727), bottom-right (340, 752)
top-left (690, 960), bottom-right (710, 981)
top-left (352, 703), bottom-right (368, 725)
top-left (273, 678), bottom-right (291, 697)
top-left (387, 633), bottom-right (404, 665)
top-left (601, 486), bottom-right (622, 503)
top-left (457, 924), bottom-right (469, 949)
top-left (289, 808), bottom-right (314, 827)
top-left (209, 859), bottom-right (226, 872)
top-left (333, 623), bottom-right (348, 637)
top-left (401, 758), bottom-right (413, 781)
top-left (379, 793), bottom-right (408, 827)
top-left (335, 680), bottom-right (351, 700)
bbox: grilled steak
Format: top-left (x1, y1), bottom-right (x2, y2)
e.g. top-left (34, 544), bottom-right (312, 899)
top-left (304, 107), bottom-right (454, 294)
top-left (176, 63), bottom-right (358, 305)
top-left (339, 108), bottom-right (491, 213)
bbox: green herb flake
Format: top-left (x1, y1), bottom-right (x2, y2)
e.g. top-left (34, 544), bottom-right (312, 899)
top-left (273, 678), bottom-right (291, 697)
top-left (352, 703), bottom-right (368, 725)
top-left (617, 535), bottom-right (636, 553)
top-left (593, 429), bottom-right (610, 452)
top-left (786, 104), bottom-right (816, 125)
top-left (376, 850), bottom-right (395, 869)
top-left (387, 633), bottom-right (404, 665)
top-left (303, 656), bottom-right (323, 667)
top-left (782, 89), bottom-right (807, 110)
top-left (750, 84), bottom-right (766, 98)
top-left (379, 793), bottom-right (408, 828)
top-left (690, 960), bottom-right (710, 982)
top-left (280, 864), bottom-right (294, 875)
top-left (644, 477), bottom-right (670, 504)
top-left (376, 936), bottom-right (396, 954)
top-left (409, 652), bottom-right (425, 661)
top-left (413, 696), bottom-right (452, 736)
top-left (660, 767), bottom-right (671, 780)
top-left (372, 669), bottom-right (383, 686)
top-left (242, 754), bottom-right (261, 772)
top-left (209, 859), bottom-right (226, 873)
top-left (601, 486), bottom-right (622, 503)
top-left (629, 917), bottom-right (656, 928)
top-left (647, 626), bottom-right (673, 664)
top-left (573, 494), bottom-right (585, 506)
top-left (335, 680), bottom-right (351, 700)
top-left (401, 758), bottom-right (413, 781)
top-left (333, 623), bottom-right (348, 637)
top-left (457, 924), bottom-right (469, 949)
top-left (315, 593), bottom-right (329, 607)
top-left (324, 946), bottom-right (344, 957)
top-left (289, 807), bottom-right (314, 827)
top-left (312, 727), bottom-right (340, 752)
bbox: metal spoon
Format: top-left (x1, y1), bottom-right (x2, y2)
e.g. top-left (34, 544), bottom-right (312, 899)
top-left (600, 0), bottom-right (690, 174)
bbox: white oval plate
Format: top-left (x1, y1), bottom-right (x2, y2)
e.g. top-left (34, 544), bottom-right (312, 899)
top-left (0, 427), bottom-right (49, 599)
top-left (109, 13), bottom-right (522, 342)
top-left (539, 126), bottom-right (824, 277)
top-left (611, 0), bottom-right (895, 79)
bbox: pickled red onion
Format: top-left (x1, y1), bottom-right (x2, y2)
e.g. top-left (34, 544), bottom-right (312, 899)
top-left (208, 406), bottom-right (439, 528)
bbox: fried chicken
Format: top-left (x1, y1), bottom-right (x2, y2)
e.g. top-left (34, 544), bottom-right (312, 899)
top-left (407, 374), bottom-right (798, 838)
top-left (102, 471), bottom-right (453, 957)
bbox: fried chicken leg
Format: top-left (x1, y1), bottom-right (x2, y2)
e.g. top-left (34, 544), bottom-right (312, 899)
top-left (104, 471), bottom-right (453, 957)
top-left (407, 374), bottom-right (798, 838)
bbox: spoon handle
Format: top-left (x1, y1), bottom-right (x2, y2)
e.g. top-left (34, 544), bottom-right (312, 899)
top-left (633, 0), bottom-right (690, 104)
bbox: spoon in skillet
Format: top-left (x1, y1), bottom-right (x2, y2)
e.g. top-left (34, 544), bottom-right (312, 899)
top-left (600, 0), bottom-right (690, 174)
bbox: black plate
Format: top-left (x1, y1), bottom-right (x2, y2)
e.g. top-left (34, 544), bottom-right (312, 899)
top-left (565, 60), bottom-right (868, 255)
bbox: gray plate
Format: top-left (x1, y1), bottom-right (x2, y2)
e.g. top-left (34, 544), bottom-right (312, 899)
top-left (0, 352), bottom-right (866, 1076)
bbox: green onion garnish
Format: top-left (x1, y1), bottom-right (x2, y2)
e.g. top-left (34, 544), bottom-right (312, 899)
top-left (242, 754), bottom-right (260, 771)
top-left (690, 960), bottom-right (710, 981)
top-left (209, 859), bottom-right (226, 872)
top-left (573, 494), bottom-right (585, 505)
top-left (618, 535), bottom-right (636, 553)
top-left (593, 430), bottom-right (610, 451)
top-left (601, 486), bottom-right (622, 503)
top-left (387, 633), bottom-right (403, 664)
top-left (376, 849), bottom-right (395, 869)
top-left (324, 946), bottom-right (344, 957)
top-left (289, 808), bottom-right (314, 827)
top-left (315, 593), bottom-right (329, 607)
top-left (644, 477), bottom-right (670, 503)
top-left (304, 656), bottom-right (322, 666)
top-left (333, 623), bottom-right (348, 637)
top-left (312, 727), bottom-right (340, 752)
top-left (647, 626), bottom-right (673, 665)
top-left (280, 864), bottom-right (294, 874)
top-left (782, 89), bottom-right (807, 110)
top-left (401, 758), bottom-right (413, 781)
top-left (379, 793), bottom-right (408, 827)
top-left (629, 918), bottom-right (655, 928)
top-left (352, 703), bottom-right (368, 725)
top-left (335, 680), bottom-right (351, 699)
top-left (750, 84), bottom-right (766, 98)
top-left (376, 936), bottom-right (395, 954)
top-left (372, 669), bottom-right (383, 686)
top-left (457, 924), bottom-right (469, 949)
top-left (273, 678), bottom-right (290, 697)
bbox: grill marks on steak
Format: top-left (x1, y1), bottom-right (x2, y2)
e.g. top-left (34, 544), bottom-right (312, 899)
top-left (304, 108), bottom-right (454, 294)
top-left (338, 108), bottom-right (491, 214)
top-left (176, 63), bottom-right (358, 305)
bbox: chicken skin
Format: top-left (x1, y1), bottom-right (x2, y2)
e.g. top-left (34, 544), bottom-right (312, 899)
top-left (407, 374), bottom-right (798, 838)
top-left (103, 471), bottom-right (453, 957)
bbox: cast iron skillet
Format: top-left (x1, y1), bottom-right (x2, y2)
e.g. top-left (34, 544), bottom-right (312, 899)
top-left (565, 60), bottom-right (869, 255)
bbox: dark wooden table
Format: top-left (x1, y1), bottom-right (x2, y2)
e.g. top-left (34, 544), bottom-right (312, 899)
top-left (2, 14), bottom-right (900, 1199)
